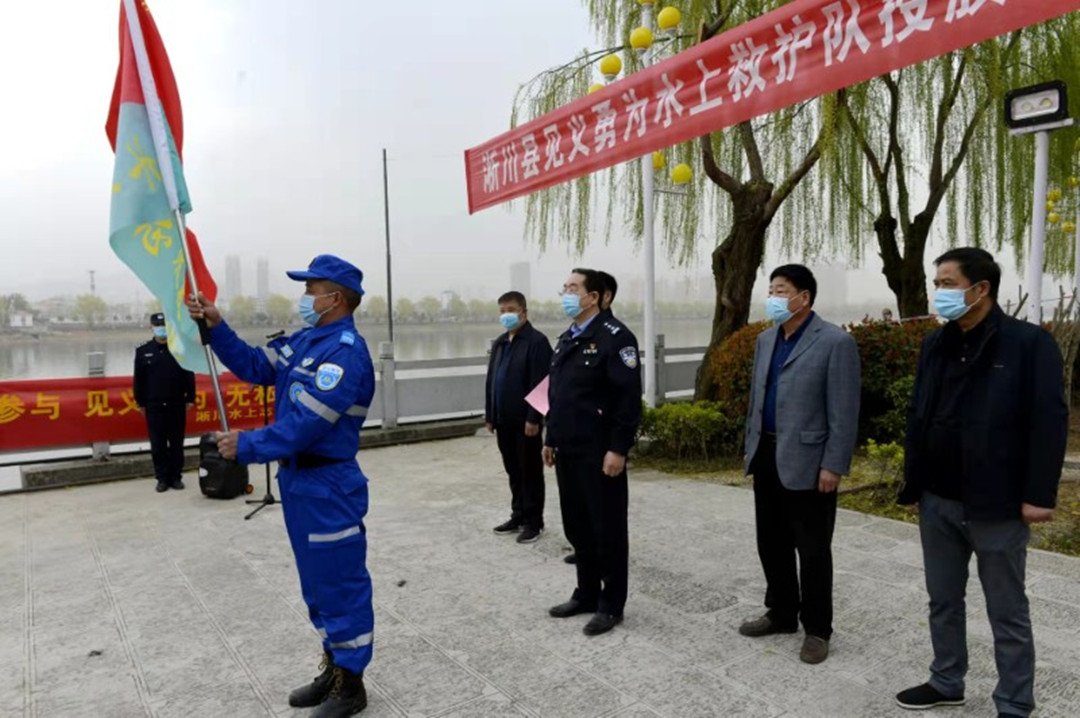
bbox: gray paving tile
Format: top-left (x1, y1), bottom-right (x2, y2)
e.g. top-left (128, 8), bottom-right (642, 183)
top-left (2, 435), bottom-right (1079, 718)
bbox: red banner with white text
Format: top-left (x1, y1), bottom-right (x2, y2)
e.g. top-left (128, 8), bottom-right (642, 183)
top-left (0, 374), bottom-right (275, 452)
top-left (466, 0), bottom-right (1080, 213)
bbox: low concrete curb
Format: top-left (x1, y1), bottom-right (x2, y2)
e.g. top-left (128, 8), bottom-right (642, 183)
top-left (17, 417), bottom-right (484, 491)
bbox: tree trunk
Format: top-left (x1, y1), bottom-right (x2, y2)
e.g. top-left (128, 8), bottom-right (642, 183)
top-left (876, 212), bottom-right (931, 318)
top-left (694, 184), bottom-right (773, 400)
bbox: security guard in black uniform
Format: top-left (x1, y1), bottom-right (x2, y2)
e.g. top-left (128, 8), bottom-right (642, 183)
top-left (134, 313), bottom-right (196, 492)
top-left (544, 268), bottom-right (642, 636)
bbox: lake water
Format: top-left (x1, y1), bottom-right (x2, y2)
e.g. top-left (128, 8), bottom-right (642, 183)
top-left (0, 318), bottom-right (715, 381)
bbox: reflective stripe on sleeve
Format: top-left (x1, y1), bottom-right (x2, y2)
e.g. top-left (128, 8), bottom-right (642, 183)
top-left (292, 367), bottom-right (316, 377)
top-left (345, 404), bottom-right (368, 417)
top-left (329, 631), bottom-right (373, 650)
top-left (297, 389), bottom-right (341, 423)
top-left (309, 526), bottom-right (361, 544)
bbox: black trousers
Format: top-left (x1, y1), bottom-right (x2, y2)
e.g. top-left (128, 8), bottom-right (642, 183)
top-left (145, 404), bottom-right (187, 483)
top-left (555, 447), bottom-right (628, 616)
top-left (751, 438), bottom-right (837, 639)
top-left (494, 422), bottom-right (545, 529)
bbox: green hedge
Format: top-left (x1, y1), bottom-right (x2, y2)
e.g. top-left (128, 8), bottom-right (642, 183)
top-left (639, 318), bottom-right (940, 460)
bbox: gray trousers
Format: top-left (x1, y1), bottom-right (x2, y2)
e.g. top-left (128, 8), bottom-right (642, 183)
top-left (919, 491), bottom-right (1034, 717)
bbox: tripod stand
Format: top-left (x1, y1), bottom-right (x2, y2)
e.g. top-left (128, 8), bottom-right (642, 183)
top-left (245, 330), bottom-right (284, 520)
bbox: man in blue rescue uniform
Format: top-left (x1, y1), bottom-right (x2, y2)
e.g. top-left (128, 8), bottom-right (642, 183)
top-left (186, 255), bottom-right (375, 718)
top-left (544, 268), bottom-right (642, 636)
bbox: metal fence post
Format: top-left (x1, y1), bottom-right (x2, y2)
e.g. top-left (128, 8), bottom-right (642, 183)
top-left (654, 334), bottom-right (667, 405)
top-left (379, 341), bottom-right (398, 429)
top-left (89, 352), bottom-right (110, 461)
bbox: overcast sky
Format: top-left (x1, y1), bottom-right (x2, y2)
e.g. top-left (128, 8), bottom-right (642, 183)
top-left (0, 0), bottom-right (1037, 310)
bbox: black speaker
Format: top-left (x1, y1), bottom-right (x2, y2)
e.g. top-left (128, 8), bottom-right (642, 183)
top-left (198, 433), bottom-right (251, 499)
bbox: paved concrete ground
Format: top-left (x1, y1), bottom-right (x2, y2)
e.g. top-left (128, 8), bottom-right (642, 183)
top-left (2, 434), bottom-right (1079, 718)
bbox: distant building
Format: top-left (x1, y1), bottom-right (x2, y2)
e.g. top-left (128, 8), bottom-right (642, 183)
top-left (257, 257), bottom-right (269, 308)
top-left (509, 262), bottom-right (531, 301)
top-left (9, 310), bottom-right (33, 329)
top-left (225, 255), bottom-right (242, 305)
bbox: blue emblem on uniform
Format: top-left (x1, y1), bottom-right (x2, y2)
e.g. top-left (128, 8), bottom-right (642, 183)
top-left (281, 345), bottom-right (295, 358)
top-left (301, 357), bottom-right (315, 367)
top-left (315, 363), bottom-right (345, 391)
top-left (289, 382), bottom-right (304, 403)
top-left (339, 331), bottom-right (355, 346)
top-left (619, 346), bottom-right (638, 369)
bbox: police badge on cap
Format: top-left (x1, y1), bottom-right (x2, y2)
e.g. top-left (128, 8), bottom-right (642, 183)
top-left (150, 313), bottom-right (165, 326)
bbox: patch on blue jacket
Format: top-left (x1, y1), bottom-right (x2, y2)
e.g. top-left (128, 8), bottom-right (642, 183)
top-left (340, 331), bottom-right (355, 346)
top-left (316, 363), bottom-right (345, 391)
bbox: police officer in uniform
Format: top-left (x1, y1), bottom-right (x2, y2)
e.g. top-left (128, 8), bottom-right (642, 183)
top-left (544, 268), bottom-right (642, 636)
top-left (133, 313), bottom-right (195, 493)
top-left (187, 255), bottom-right (375, 718)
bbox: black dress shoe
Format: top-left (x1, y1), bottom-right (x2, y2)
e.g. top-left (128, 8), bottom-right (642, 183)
top-left (549, 599), bottom-right (597, 618)
top-left (170, 479), bottom-right (185, 490)
top-left (738, 614), bottom-right (798, 637)
top-left (583, 613), bottom-right (623, 636)
top-left (155, 481), bottom-right (169, 493)
top-left (563, 553), bottom-right (577, 564)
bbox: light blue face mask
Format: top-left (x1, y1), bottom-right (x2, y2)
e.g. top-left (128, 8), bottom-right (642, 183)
top-left (152, 326), bottom-right (167, 339)
top-left (765, 296), bottom-right (795, 324)
top-left (934, 285), bottom-right (979, 321)
top-left (561, 293), bottom-right (583, 319)
top-left (499, 312), bottom-right (521, 331)
top-left (298, 292), bottom-right (337, 327)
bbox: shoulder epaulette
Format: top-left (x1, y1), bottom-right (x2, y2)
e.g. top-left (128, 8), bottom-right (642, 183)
top-left (339, 331), bottom-right (356, 346)
top-left (603, 321), bottom-right (622, 335)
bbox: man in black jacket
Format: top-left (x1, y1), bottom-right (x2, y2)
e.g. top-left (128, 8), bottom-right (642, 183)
top-left (485, 291), bottom-right (553, 544)
top-left (544, 268), bottom-right (642, 636)
top-left (134, 313), bottom-right (196, 492)
top-left (895, 248), bottom-right (1067, 718)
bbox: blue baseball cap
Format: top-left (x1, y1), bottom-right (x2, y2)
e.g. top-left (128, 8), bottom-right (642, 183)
top-left (286, 255), bottom-right (365, 296)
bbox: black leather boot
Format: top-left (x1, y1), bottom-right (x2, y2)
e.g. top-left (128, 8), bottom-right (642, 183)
top-left (311, 666), bottom-right (367, 717)
top-left (288, 652), bottom-right (336, 708)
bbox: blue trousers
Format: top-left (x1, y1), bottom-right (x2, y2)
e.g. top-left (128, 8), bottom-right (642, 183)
top-left (280, 464), bottom-right (374, 674)
top-left (919, 491), bottom-right (1034, 717)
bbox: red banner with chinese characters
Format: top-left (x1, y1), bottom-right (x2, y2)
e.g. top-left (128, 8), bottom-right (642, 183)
top-left (465, 0), bottom-right (1080, 213)
top-left (0, 374), bottom-right (275, 452)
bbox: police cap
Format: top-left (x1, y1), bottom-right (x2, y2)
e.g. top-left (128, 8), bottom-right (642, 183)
top-left (150, 313), bottom-right (165, 326)
top-left (286, 255), bottom-right (365, 296)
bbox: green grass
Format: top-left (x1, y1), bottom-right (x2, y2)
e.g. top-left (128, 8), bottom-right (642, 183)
top-left (634, 451), bottom-right (1080, 558)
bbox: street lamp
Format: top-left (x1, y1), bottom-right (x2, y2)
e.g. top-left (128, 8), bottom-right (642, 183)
top-left (1005, 80), bottom-right (1073, 323)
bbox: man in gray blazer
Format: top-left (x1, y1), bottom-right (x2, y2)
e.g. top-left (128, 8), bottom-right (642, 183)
top-left (740, 264), bottom-right (861, 664)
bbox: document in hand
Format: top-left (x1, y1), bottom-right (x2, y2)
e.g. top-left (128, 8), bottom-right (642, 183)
top-left (525, 375), bottom-right (549, 417)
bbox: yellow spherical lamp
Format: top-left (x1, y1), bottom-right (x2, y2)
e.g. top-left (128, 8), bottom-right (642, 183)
top-left (630, 26), bottom-right (654, 56)
top-left (1064, 221), bottom-right (1077, 234)
top-left (637, 0), bottom-right (656, 5)
top-left (671, 163), bottom-right (692, 185)
top-left (1070, 176), bottom-right (1079, 189)
top-left (599, 54), bottom-right (623, 82)
top-left (1048, 212), bottom-right (1061, 224)
top-left (588, 83), bottom-right (605, 95)
top-left (652, 151), bottom-right (666, 172)
top-left (1047, 200), bottom-right (1057, 212)
top-left (657, 6), bottom-right (681, 34)
top-left (1048, 188), bottom-right (1064, 202)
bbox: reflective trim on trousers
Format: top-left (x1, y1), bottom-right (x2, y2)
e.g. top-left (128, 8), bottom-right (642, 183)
top-left (330, 631), bottom-right (373, 650)
top-left (309, 525), bottom-right (362, 544)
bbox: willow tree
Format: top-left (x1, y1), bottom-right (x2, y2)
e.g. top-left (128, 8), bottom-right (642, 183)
top-left (829, 15), bottom-right (1080, 318)
top-left (514, 0), bottom-right (839, 399)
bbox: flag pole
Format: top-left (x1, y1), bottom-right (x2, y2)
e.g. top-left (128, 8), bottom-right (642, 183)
top-left (174, 210), bottom-right (230, 432)
top-left (122, 0), bottom-right (229, 432)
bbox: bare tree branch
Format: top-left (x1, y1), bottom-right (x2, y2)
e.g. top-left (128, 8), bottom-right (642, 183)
top-left (739, 122), bottom-right (766, 183)
top-left (882, 72), bottom-right (912, 236)
top-left (700, 132), bottom-right (740, 194)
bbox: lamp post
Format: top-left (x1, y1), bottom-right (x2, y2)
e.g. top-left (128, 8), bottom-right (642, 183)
top-left (1005, 80), bottom-right (1072, 323)
top-left (598, 2), bottom-right (685, 407)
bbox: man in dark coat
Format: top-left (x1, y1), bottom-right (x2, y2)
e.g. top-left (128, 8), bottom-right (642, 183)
top-left (895, 248), bottom-right (1067, 718)
top-left (134, 313), bottom-right (196, 492)
top-left (485, 291), bottom-right (553, 544)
